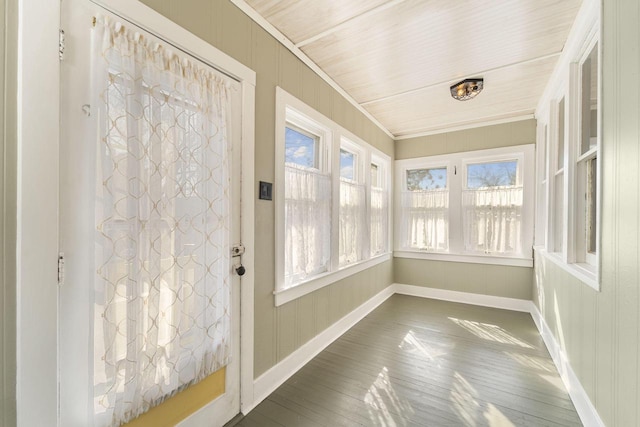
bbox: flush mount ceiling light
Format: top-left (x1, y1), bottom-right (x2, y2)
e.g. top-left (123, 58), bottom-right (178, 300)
top-left (450, 78), bottom-right (484, 101)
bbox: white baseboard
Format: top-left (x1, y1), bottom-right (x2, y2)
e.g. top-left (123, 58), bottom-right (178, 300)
top-left (247, 282), bottom-right (603, 427)
top-left (247, 285), bottom-right (395, 414)
top-left (392, 283), bottom-right (533, 313)
top-left (529, 305), bottom-right (605, 427)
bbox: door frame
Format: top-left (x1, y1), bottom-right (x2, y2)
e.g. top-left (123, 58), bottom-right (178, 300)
top-left (16, 0), bottom-right (256, 425)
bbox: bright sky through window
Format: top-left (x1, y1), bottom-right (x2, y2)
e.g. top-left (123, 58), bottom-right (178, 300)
top-left (466, 160), bottom-right (517, 189)
top-left (285, 126), bottom-right (316, 168)
top-left (340, 149), bottom-right (355, 180)
top-left (406, 167), bottom-right (447, 190)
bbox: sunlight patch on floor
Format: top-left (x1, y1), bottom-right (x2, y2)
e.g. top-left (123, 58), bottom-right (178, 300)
top-left (450, 372), bottom-right (481, 427)
top-left (484, 403), bottom-right (515, 427)
top-left (399, 330), bottom-right (449, 362)
top-left (539, 373), bottom-right (566, 392)
top-left (448, 317), bottom-right (534, 348)
top-left (364, 366), bottom-right (414, 427)
top-left (506, 352), bottom-right (555, 373)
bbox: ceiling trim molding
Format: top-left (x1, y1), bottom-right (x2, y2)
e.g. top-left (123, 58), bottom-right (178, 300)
top-left (229, 0), bottom-right (395, 139)
top-left (394, 113), bottom-right (535, 140)
top-left (361, 52), bottom-right (562, 106)
top-left (295, 0), bottom-right (409, 48)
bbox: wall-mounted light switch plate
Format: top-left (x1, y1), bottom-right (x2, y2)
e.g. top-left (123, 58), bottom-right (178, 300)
top-left (259, 181), bottom-right (273, 200)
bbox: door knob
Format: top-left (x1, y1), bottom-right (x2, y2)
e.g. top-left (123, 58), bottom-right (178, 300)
top-left (235, 264), bottom-right (246, 276)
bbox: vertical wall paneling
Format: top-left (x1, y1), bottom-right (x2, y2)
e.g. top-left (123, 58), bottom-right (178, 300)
top-left (0, 0), bottom-right (6, 421)
top-left (533, 0), bottom-right (640, 425)
top-left (138, 0), bottom-right (395, 379)
top-left (1, 1), bottom-right (17, 424)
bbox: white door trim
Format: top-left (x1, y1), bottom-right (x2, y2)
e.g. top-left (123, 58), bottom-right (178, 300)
top-left (15, 1), bottom-right (60, 425)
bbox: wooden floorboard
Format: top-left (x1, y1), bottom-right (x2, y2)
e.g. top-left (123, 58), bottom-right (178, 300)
top-left (234, 295), bottom-right (582, 427)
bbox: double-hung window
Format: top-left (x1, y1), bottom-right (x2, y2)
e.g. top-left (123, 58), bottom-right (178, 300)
top-left (574, 43), bottom-right (599, 268)
top-left (395, 145), bottom-right (534, 267)
top-left (276, 87), bottom-right (392, 305)
top-left (282, 111), bottom-right (332, 289)
top-left (339, 140), bottom-right (367, 266)
top-left (551, 97), bottom-right (566, 254)
top-left (462, 156), bottom-right (524, 255)
top-left (370, 157), bottom-right (390, 257)
top-left (536, 30), bottom-right (600, 289)
top-left (400, 164), bottom-right (449, 252)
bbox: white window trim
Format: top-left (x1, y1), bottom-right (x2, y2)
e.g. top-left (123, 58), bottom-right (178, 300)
top-left (275, 87), bottom-right (392, 306)
top-left (394, 144), bottom-right (535, 267)
top-left (370, 152), bottom-right (392, 257)
top-left (536, 27), bottom-right (601, 291)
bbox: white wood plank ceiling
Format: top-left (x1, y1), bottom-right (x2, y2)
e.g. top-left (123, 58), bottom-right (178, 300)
top-left (244, 0), bottom-right (582, 138)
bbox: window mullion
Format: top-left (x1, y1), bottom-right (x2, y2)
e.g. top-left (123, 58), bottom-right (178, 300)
top-left (448, 159), bottom-right (464, 254)
top-left (330, 131), bottom-right (341, 272)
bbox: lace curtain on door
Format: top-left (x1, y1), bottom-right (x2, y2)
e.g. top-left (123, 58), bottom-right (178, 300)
top-left (93, 17), bottom-right (232, 426)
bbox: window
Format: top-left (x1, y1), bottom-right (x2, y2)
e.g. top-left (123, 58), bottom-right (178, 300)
top-left (370, 158), bottom-right (390, 257)
top-left (400, 166), bottom-right (449, 252)
top-left (551, 97), bottom-right (566, 254)
top-left (462, 158), bottom-right (523, 255)
top-left (536, 32), bottom-right (600, 290)
top-left (535, 124), bottom-right (548, 246)
top-left (574, 42), bottom-right (599, 268)
top-left (339, 141), bottom-right (366, 266)
top-left (275, 87), bottom-right (392, 305)
top-left (395, 145), bottom-right (534, 267)
top-left (285, 124), bottom-right (318, 168)
top-left (282, 110), bottom-right (332, 289)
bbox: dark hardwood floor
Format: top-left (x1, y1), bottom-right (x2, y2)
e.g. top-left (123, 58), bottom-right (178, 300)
top-left (233, 295), bottom-right (582, 426)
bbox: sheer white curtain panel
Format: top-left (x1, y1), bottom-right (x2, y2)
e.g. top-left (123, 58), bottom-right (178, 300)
top-left (462, 187), bottom-right (523, 254)
top-left (284, 164), bottom-right (332, 288)
top-left (370, 187), bottom-right (388, 256)
top-left (93, 17), bottom-right (232, 427)
top-left (339, 179), bottom-right (367, 265)
top-left (401, 190), bottom-right (449, 251)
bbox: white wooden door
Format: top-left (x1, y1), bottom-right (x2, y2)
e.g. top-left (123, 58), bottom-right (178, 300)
top-left (58, 1), bottom-right (242, 425)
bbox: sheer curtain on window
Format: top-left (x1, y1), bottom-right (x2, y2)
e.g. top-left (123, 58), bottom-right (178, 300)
top-left (284, 164), bottom-right (332, 288)
top-left (370, 186), bottom-right (388, 256)
top-left (401, 189), bottom-right (449, 251)
top-left (462, 187), bottom-right (523, 254)
top-left (339, 179), bottom-right (367, 265)
top-left (93, 17), bottom-right (231, 427)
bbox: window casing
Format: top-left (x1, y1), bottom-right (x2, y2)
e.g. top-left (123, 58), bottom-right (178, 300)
top-left (400, 164), bottom-right (449, 252)
top-left (535, 31), bottom-right (600, 290)
top-left (339, 139), bottom-right (367, 266)
top-left (551, 97), bottom-right (566, 254)
top-left (370, 157), bottom-right (390, 257)
top-left (275, 87), bottom-right (392, 306)
top-left (282, 109), bottom-right (332, 288)
top-left (574, 43), bottom-right (599, 268)
top-left (395, 145), bottom-right (534, 267)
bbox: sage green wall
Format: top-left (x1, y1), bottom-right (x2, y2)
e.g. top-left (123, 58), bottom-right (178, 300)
top-left (533, 1), bottom-right (640, 425)
top-left (393, 120), bottom-right (536, 300)
top-left (138, 0), bottom-right (395, 378)
top-left (1, 0), bottom-right (17, 425)
top-left (395, 119), bottom-right (537, 160)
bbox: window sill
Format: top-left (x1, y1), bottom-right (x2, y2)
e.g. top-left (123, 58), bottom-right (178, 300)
top-left (274, 253), bottom-right (392, 306)
top-left (533, 246), bottom-right (600, 291)
top-left (393, 250), bottom-right (533, 268)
